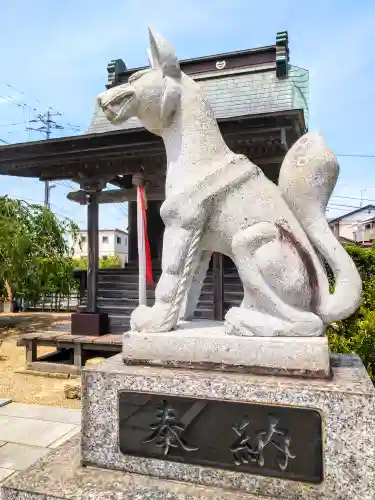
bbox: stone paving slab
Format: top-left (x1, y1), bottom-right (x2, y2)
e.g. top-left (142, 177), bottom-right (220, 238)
top-left (0, 443), bottom-right (50, 471)
top-left (0, 468), bottom-right (15, 482)
top-left (49, 426), bottom-right (81, 449)
top-left (1, 437), bottom-right (269, 500)
top-left (0, 403), bottom-right (81, 425)
top-left (0, 415), bottom-right (77, 447)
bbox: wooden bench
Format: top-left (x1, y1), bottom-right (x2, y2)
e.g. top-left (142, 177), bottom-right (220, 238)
top-left (17, 330), bottom-right (122, 375)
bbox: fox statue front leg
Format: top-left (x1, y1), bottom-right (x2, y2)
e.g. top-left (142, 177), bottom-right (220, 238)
top-left (131, 224), bottom-right (205, 332)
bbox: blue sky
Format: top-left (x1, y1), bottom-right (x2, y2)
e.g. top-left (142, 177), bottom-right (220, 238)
top-left (0, 0), bottom-right (374, 229)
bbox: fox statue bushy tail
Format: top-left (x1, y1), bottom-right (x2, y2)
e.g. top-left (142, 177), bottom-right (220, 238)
top-left (278, 132), bottom-right (362, 323)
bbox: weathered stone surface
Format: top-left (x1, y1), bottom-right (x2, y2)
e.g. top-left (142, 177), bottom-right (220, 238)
top-left (97, 27), bottom-right (361, 339)
top-left (123, 320), bottom-right (331, 378)
top-left (80, 353), bottom-right (375, 499)
top-left (1, 437), bottom-right (271, 500)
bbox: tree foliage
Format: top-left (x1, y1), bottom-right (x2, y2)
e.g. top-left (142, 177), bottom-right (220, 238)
top-left (99, 255), bottom-right (122, 269)
top-left (73, 254), bottom-right (122, 270)
top-left (0, 196), bottom-right (80, 304)
top-left (327, 243), bottom-right (375, 381)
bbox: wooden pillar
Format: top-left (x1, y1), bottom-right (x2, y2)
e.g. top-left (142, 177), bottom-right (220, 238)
top-left (212, 253), bottom-right (224, 320)
top-left (87, 191), bottom-right (99, 313)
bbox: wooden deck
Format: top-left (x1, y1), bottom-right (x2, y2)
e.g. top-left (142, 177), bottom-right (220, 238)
top-left (17, 323), bottom-right (122, 374)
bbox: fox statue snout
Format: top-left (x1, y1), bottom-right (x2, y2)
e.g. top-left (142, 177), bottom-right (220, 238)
top-left (97, 85), bottom-right (136, 124)
top-left (97, 28), bottom-right (183, 136)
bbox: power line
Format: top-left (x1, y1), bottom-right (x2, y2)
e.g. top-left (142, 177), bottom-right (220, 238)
top-left (336, 153), bottom-right (375, 159)
top-left (332, 195), bottom-right (375, 204)
top-left (115, 205), bottom-right (128, 218)
top-left (0, 82), bottom-right (81, 137)
top-left (328, 203), bottom-right (361, 210)
top-left (56, 180), bottom-right (76, 190)
top-left (0, 92), bottom-right (37, 112)
top-left (0, 122), bottom-right (23, 127)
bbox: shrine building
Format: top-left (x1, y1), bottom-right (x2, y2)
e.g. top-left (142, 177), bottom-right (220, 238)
top-left (0, 30), bottom-right (309, 344)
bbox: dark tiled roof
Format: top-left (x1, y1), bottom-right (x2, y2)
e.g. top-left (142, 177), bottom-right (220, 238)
top-left (85, 66), bottom-right (308, 135)
top-left (328, 205), bottom-right (375, 224)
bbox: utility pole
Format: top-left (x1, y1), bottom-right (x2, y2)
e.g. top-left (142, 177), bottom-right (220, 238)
top-left (360, 189), bottom-right (367, 208)
top-left (27, 108), bottom-right (64, 209)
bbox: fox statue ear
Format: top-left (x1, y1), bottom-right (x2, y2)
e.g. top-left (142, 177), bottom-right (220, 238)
top-left (148, 26), bottom-right (181, 79)
top-left (147, 48), bottom-right (157, 69)
top-left (160, 77), bottom-right (181, 127)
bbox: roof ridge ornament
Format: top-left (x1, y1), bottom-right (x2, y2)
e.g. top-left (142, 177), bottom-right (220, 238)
top-left (276, 30), bottom-right (289, 78)
top-left (107, 59), bottom-right (127, 88)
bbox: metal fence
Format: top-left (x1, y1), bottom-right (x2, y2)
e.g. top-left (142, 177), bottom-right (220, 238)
top-left (24, 292), bottom-right (81, 312)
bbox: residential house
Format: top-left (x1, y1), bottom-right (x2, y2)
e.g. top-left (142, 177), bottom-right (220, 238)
top-left (353, 216), bottom-right (375, 246)
top-left (70, 228), bottom-right (128, 266)
top-left (328, 205), bottom-right (375, 242)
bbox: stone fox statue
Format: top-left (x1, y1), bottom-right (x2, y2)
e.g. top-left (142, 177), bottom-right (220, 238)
top-left (98, 27), bottom-right (362, 337)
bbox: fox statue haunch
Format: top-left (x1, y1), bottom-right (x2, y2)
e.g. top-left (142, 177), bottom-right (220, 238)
top-left (97, 27), bottom-right (362, 336)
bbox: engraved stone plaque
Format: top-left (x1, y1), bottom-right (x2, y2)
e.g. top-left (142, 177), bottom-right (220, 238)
top-left (119, 391), bottom-right (323, 484)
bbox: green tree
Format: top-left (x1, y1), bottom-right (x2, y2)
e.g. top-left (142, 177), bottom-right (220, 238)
top-left (327, 243), bottom-right (375, 381)
top-left (0, 196), bottom-right (80, 305)
top-left (99, 255), bottom-right (122, 269)
top-left (72, 254), bottom-right (122, 270)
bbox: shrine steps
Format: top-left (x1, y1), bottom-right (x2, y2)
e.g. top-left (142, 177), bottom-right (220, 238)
top-left (80, 264), bottom-right (243, 333)
top-left (16, 265), bottom-right (243, 375)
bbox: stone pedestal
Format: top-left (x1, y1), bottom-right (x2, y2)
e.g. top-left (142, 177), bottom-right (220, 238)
top-left (78, 353), bottom-right (373, 499)
top-left (2, 353), bottom-right (375, 500)
top-left (123, 320), bottom-right (331, 378)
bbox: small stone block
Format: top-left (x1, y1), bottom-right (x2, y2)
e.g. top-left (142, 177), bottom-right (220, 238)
top-left (123, 321), bottom-right (331, 378)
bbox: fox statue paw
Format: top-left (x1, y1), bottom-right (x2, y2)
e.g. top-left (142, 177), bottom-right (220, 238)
top-left (130, 303), bottom-right (176, 332)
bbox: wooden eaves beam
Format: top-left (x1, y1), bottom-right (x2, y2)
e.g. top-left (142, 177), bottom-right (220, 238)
top-left (67, 187), bottom-right (165, 205)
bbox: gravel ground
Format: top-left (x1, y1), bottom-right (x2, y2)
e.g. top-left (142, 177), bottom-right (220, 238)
top-left (0, 312), bottom-right (81, 409)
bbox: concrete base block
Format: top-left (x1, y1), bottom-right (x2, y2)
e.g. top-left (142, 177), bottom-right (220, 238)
top-left (123, 320), bottom-right (331, 378)
top-left (80, 353), bottom-right (375, 500)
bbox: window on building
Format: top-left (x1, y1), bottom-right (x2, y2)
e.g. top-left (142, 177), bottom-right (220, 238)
top-left (102, 236), bottom-right (109, 243)
top-left (117, 236), bottom-right (121, 244)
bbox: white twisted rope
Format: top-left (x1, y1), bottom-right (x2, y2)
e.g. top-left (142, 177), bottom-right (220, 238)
top-left (162, 227), bottom-right (203, 327)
